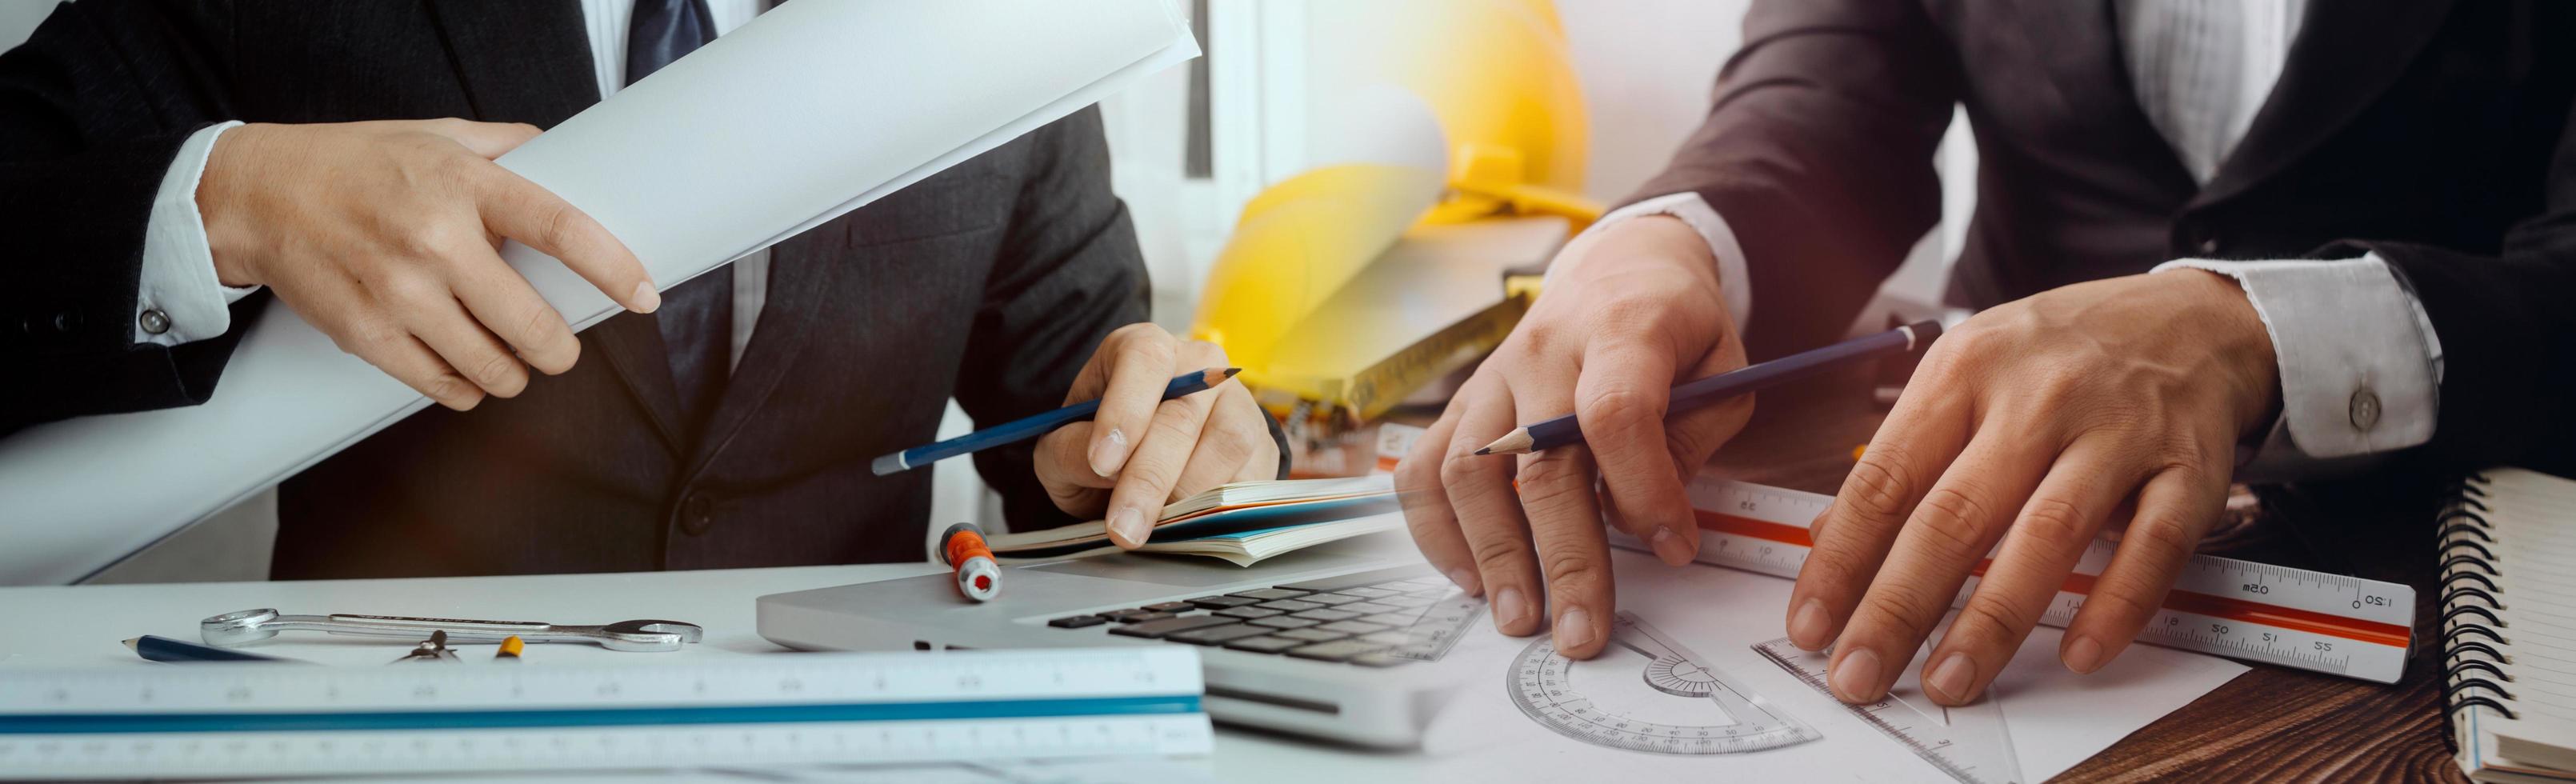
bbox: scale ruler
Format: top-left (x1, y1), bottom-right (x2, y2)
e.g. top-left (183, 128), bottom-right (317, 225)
top-left (0, 649), bottom-right (1210, 780)
top-left (1613, 478), bottom-right (2416, 683)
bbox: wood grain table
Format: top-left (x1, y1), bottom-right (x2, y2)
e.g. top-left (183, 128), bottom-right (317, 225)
top-left (1676, 369), bottom-right (2460, 782)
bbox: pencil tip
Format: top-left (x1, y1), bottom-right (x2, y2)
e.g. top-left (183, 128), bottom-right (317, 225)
top-left (122, 638), bottom-right (140, 649)
top-left (1472, 447), bottom-right (1491, 455)
top-left (1221, 366), bottom-right (1242, 376)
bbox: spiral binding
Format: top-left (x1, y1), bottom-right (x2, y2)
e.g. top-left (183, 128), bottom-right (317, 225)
top-left (2442, 472), bottom-right (2517, 719)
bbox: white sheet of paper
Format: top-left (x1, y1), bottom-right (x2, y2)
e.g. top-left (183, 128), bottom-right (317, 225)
top-left (1417, 549), bottom-right (2247, 782)
top-left (0, 0), bottom-right (1198, 585)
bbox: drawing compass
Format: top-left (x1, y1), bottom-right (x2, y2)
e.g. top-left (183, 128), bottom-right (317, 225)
top-left (1507, 611), bottom-right (1818, 755)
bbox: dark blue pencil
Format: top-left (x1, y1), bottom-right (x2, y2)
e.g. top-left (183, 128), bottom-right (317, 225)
top-left (1477, 321), bottom-right (1942, 455)
top-left (124, 634), bottom-right (298, 663)
top-left (871, 367), bottom-right (1241, 475)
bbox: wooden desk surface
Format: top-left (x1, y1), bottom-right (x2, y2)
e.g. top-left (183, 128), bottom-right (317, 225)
top-left (1685, 370), bottom-right (2459, 782)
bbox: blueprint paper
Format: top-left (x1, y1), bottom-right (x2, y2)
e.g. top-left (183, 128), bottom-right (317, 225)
top-left (1416, 549), bottom-right (2246, 781)
top-left (0, 0), bottom-right (1198, 584)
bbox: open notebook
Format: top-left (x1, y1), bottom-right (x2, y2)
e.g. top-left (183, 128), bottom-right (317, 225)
top-left (985, 475), bottom-right (1398, 564)
top-left (2444, 468), bottom-right (2576, 783)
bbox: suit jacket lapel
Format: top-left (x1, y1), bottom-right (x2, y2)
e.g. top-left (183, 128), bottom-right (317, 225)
top-left (2191, 0), bottom-right (2460, 209)
top-left (426, 0), bottom-right (690, 447)
top-left (681, 237), bottom-right (845, 478)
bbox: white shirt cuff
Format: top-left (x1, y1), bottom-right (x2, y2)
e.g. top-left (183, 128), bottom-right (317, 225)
top-left (136, 121), bottom-right (258, 347)
top-left (2152, 254), bottom-right (2442, 470)
top-left (1549, 192), bottom-right (1752, 330)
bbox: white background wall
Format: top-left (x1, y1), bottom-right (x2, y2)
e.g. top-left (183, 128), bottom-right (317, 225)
top-left (16, 0), bottom-right (1972, 583)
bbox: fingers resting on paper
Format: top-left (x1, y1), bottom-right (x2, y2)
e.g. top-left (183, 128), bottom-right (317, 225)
top-left (1393, 215), bottom-right (1746, 659)
top-left (1789, 272), bottom-right (2278, 706)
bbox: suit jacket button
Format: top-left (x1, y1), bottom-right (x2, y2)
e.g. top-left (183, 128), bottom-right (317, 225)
top-left (2349, 388), bottom-right (2381, 430)
top-left (50, 309), bottom-right (82, 334)
top-left (679, 494), bottom-right (716, 535)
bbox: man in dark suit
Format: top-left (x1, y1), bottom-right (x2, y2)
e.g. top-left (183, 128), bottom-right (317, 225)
top-left (0, 2), bottom-right (1285, 578)
top-left (1400, 0), bottom-right (2576, 706)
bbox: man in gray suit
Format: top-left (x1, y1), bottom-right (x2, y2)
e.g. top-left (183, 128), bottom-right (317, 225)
top-left (0, 2), bottom-right (1282, 577)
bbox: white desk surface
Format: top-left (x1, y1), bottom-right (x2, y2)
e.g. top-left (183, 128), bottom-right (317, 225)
top-left (0, 564), bottom-right (1427, 782)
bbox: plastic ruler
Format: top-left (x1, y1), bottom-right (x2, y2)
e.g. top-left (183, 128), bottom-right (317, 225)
top-left (0, 648), bottom-right (1210, 780)
top-left (1613, 478), bottom-right (2415, 683)
top-left (1756, 638), bottom-right (2021, 784)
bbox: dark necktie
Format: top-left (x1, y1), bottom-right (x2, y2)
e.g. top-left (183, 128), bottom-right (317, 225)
top-left (628, 0), bottom-right (729, 433)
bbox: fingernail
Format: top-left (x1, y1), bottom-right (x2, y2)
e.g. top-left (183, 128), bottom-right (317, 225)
top-left (1789, 598), bottom-right (1833, 650)
top-left (1107, 506), bottom-right (1150, 548)
top-left (1089, 428), bottom-right (1129, 478)
top-left (1649, 526), bottom-right (1694, 564)
top-left (630, 281), bottom-right (660, 313)
top-left (1930, 652), bottom-right (1977, 702)
top-left (1830, 647), bottom-right (1882, 702)
top-left (1494, 586), bottom-right (1532, 632)
top-left (1555, 608), bottom-right (1595, 651)
top-left (2064, 635), bottom-right (2105, 674)
top-left (1446, 567), bottom-right (1482, 597)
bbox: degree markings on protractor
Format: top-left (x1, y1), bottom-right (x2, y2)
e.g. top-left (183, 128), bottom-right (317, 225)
top-left (1509, 611), bottom-right (1818, 755)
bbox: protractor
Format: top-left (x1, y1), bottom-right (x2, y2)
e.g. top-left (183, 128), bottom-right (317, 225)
top-left (1508, 611), bottom-right (1819, 755)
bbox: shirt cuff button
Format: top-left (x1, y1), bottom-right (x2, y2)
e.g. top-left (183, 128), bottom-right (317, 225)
top-left (138, 308), bottom-right (171, 336)
top-left (2348, 388), bottom-right (2381, 430)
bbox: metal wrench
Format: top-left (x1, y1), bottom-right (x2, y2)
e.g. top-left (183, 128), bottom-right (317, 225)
top-left (200, 608), bottom-right (704, 652)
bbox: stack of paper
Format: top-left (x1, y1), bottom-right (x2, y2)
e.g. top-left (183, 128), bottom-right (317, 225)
top-left (987, 475), bottom-right (1398, 563)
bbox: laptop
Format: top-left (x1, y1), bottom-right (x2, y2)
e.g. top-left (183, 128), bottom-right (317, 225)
top-left (756, 524), bottom-right (1484, 748)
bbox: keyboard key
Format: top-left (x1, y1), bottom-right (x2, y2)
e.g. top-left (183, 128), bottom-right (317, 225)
top-left (1109, 614), bottom-right (1238, 639)
top-left (1142, 602), bottom-right (1196, 613)
top-left (1230, 588), bottom-right (1313, 601)
top-left (1250, 616), bottom-right (1319, 630)
top-left (1102, 608), bottom-right (1160, 622)
top-left (1359, 630), bottom-right (1418, 646)
top-left (1362, 613), bottom-right (1422, 627)
top-left (1166, 624), bottom-right (1273, 646)
top-left (1277, 627), bottom-right (1353, 642)
top-left (1255, 599), bottom-right (1324, 612)
top-left (1318, 620), bottom-right (1390, 635)
top-left (1047, 615), bottom-right (1109, 629)
top-left (1404, 589), bottom-right (1452, 600)
top-left (1186, 595), bottom-right (1263, 609)
top-left (1214, 606), bottom-right (1283, 619)
top-left (1117, 611), bottom-right (1179, 624)
top-left (1380, 595), bottom-right (1434, 608)
top-left (1289, 609), bottom-right (1361, 622)
top-left (1286, 640), bottom-right (1393, 662)
top-left (1276, 566), bottom-right (1435, 593)
top-left (1222, 636), bottom-right (1306, 654)
top-left (1339, 601), bottom-right (1401, 614)
top-left (1337, 586), bottom-right (1401, 598)
top-left (1302, 593), bottom-right (1366, 606)
top-left (1351, 653), bottom-right (1415, 668)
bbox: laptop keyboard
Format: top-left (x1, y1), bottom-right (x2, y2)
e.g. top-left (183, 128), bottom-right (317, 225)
top-left (1044, 565), bottom-right (1481, 666)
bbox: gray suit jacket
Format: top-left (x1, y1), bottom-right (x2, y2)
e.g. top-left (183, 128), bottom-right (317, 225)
top-left (0, 1), bottom-right (1150, 578)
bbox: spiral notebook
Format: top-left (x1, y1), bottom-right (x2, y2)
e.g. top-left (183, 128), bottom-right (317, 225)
top-left (2443, 468), bottom-right (2576, 783)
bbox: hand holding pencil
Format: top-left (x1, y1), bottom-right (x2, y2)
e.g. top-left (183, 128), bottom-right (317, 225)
top-left (876, 323), bottom-right (1279, 550)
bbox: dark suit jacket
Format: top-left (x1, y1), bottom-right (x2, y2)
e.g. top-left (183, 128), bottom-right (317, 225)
top-left (1638, 0), bottom-right (2576, 475)
top-left (0, 1), bottom-right (1152, 577)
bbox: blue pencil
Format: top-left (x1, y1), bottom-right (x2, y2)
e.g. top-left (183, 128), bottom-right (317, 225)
top-left (871, 367), bottom-right (1241, 476)
top-left (124, 634), bottom-right (298, 663)
top-left (1477, 321), bottom-right (1942, 455)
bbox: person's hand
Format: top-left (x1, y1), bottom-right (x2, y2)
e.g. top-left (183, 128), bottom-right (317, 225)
top-left (199, 119), bottom-right (659, 410)
top-left (1789, 270), bottom-right (2278, 706)
top-left (1035, 323), bottom-right (1281, 547)
top-left (1394, 215), bottom-right (1750, 659)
